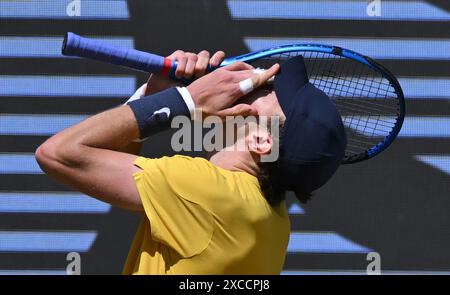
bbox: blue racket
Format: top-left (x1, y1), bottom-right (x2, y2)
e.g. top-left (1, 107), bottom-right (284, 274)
top-left (62, 32), bottom-right (405, 164)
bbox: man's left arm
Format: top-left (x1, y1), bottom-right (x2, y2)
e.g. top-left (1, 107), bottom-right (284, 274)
top-left (35, 50), bottom-right (223, 211)
top-left (35, 105), bottom-right (144, 211)
top-left (35, 50), bottom-right (277, 212)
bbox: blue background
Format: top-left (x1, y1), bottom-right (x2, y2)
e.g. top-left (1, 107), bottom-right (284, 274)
top-left (1, 0), bottom-right (450, 274)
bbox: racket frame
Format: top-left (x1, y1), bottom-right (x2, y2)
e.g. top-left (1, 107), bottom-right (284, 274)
top-left (224, 44), bottom-right (405, 164)
top-left (62, 34), bottom-right (405, 164)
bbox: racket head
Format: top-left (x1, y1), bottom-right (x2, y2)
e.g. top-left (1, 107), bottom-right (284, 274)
top-left (222, 44), bottom-right (405, 164)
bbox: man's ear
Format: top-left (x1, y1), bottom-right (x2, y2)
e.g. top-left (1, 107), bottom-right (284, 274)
top-left (248, 130), bottom-right (272, 155)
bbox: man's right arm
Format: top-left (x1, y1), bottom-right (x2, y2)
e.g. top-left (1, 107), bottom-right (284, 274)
top-left (35, 49), bottom-right (277, 211)
top-left (119, 50), bottom-right (227, 155)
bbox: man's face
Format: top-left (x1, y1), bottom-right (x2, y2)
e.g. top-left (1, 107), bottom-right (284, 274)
top-left (239, 87), bottom-right (286, 121)
top-left (208, 87), bottom-right (285, 160)
top-left (220, 87), bottom-right (286, 152)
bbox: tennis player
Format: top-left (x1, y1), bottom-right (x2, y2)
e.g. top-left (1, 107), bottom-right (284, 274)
top-left (35, 50), bottom-right (346, 274)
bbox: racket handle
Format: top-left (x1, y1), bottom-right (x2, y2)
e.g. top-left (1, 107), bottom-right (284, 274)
top-left (62, 32), bottom-right (177, 77)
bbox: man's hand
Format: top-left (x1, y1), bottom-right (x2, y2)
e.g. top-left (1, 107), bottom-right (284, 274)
top-left (187, 62), bottom-right (280, 119)
top-left (145, 50), bottom-right (226, 95)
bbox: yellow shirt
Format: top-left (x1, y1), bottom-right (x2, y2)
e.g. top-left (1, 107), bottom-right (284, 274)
top-left (123, 155), bottom-right (290, 274)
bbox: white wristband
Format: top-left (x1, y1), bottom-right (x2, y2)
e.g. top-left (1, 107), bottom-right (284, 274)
top-left (176, 86), bottom-right (196, 120)
top-left (125, 84), bottom-right (147, 104)
top-left (125, 84), bottom-right (149, 142)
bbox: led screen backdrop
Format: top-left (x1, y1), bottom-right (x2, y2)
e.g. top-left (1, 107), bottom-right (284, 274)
top-left (1, 0), bottom-right (450, 274)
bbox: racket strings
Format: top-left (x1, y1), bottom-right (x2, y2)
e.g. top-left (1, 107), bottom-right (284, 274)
top-left (250, 51), bottom-right (400, 162)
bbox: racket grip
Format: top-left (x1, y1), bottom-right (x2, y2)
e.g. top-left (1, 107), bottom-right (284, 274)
top-left (62, 32), bottom-right (176, 77)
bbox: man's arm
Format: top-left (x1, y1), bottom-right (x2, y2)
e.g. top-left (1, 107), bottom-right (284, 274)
top-left (35, 105), bottom-right (143, 211)
top-left (35, 50), bottom-right (225, 211)
top-left (119, 49), bottom-right (226, 155)
top-left (35, 50), bottom-right (278, 212)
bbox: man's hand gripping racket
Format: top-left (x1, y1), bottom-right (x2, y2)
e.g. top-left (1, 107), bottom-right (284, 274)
top-left (62, 32), bottom-right (405, 164)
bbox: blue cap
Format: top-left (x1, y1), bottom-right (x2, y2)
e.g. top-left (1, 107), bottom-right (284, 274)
top-left (272, 55), bottom-right (347, 197)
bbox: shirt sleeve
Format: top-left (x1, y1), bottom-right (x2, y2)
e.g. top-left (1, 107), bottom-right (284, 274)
top-left (132, 156), bottom-right (215, 258)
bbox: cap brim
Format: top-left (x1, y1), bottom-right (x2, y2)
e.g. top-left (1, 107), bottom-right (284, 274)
top-left (274, 55), bottom-right (309, 113)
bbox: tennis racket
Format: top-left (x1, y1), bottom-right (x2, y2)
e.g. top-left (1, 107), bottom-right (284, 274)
top-left (62, 32), bottom-right (405, 164)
